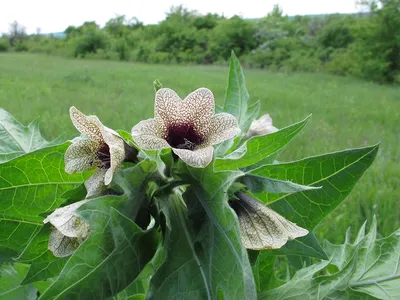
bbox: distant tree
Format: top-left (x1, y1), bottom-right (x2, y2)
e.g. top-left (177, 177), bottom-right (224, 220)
top-left (8, 21), bottom-right (26, 46)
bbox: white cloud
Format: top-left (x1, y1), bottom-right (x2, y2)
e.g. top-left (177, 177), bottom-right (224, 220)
top-left (0, 0), bottom-right (361, 34)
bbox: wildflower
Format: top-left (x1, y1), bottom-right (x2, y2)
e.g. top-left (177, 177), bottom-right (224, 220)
top-left (44, 200), bottom-right (90, 257)
top-left (246, 113), bottom-right (278, 138)
top-left (65, 107), bottom-right (136, 197)
top-left (229, 192), bottom-right (308, 249)
top-left (131, 88), bottom-right (240, 168)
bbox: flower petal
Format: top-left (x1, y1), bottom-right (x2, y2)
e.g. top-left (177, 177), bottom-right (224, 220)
top-left (172, 146), bottom-right (213, 168)
top-left (181, 88), bottom-right (215, 135)
top-left (246, 114), bottom-right (278, 138)
top-left (131, 119), bottom-right (171, 150)
top-left (64, 138), bottom-right (102, 174)
top-left (206, 113), bottom-right (240, 145)
top-left (69, 106), bottom-right (104, 141)
top-left (48, 227), bottom-right (82, 257)
top-left (154, 88), bottom-right (215, 136)
top-left (230, 193), bottom-right (308, 250)
top-left (102, 128), bottom-right (125, 185)
top-left (43, 200), bottom-right (90, 238)
top-left (85, 169), bottom-right (107, 198)
top-left (154, 88), bottom-right (181, 134)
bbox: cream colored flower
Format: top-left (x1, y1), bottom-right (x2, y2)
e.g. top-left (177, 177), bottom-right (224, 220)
top-left (229, 193), bottom-right (308, 250)
top-left (65, 107), bottom-right (126, 197)
top-left (131, 88), bottom-right (240, 168)
top-left (44, 200), bottom-right (90, 257)
top-left (246, 113), bottom-right (278, 138)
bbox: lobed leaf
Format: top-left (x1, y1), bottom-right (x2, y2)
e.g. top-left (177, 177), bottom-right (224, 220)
top-left (259, 218), bottom-right (400, 299)
top-left (39, 161), bottom-right (159, 299)
top-left (250, 144), bottom-right (379, 230)
top-left (0, 263), bottom-right (37, 300)
top-left (39, 196), bottom-right (158, 300)
top-left (0, 108), bottom-right (64, 164)
top-left (0, 143), bottom-right (86, 254)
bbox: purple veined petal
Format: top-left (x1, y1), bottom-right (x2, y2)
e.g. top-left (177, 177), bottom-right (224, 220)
top-left (206, 113), bottom-right (241, 146)
top-left (231, 193), bottom-right (308, 250)
top-left (48, 227), bottom-right (81, 257)
top-left (43, 200), bottom-right (90, 238)
top-left (85, 168), bottom-right (107, 198)
top-left (180, 88), bottom-right (215, 135)
top-left (69, 106), bottom-right (104, 141)
top-left (64, 138), bottom-right (102, 174)
top-left (172, 146), bottom-right (214, 168)
top-left (154, 88), bottom-right (181, 132)
top-left (102, 128), bottom-right (126, 185)
top-left (45, 199), bottom-right (91, 257)
top-left (131, 118), bottom-right (171, 150)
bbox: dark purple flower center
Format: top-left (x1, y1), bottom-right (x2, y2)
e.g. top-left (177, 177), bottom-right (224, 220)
top-left (165, 123), bottom-right (204, 151)
top-left (97, 143), bottom-right (111, 169)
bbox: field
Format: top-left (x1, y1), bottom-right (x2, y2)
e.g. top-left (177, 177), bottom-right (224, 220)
top-left (0, 53), bottom-right (399, 243)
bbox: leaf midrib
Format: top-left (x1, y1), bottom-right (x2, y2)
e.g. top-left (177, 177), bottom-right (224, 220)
top-left (243, 122), bottom-right (306, 164)
top-left (0, 181), bottom-right (83, 191)
top-left (350, 273), bottom-right (400, 288)
top-left (257, 145), bottom-right (378, 205)
top-left (0, 217), bottom-right (42, 226)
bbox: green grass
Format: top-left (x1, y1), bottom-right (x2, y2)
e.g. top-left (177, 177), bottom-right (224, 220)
top-left (1, 53), bottom-right (399, 243)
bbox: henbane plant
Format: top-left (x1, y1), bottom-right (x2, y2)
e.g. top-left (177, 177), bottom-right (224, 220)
top-left (0, 52), bottom-right (398, 300)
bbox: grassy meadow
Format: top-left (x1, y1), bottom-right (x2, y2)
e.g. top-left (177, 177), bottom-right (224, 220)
top-left (0, 53), bottom-right (399, 243)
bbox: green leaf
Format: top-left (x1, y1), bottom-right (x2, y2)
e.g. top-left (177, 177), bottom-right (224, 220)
top-left (148, 164), bottom-right (256, 299)
top-left (0, 143), bottom-right (86, 254)
top-left (216, 52), bottom-right (259, 155)
top-left (250, 144), bottom-right (379, 230)
top-left (241, 175), bottom-right (320, 194)
top-left (259, 218), bottom-right (400, 299)
top-left (250, 252), bottom-right (284, 293)
top-left (22, 257), bottom-right (68, 285)
top-left (15, 224), bottom-right (68, 284)
top-left (0, 247), bottom-right (17, 266)
top-left (259, 232), bottom-right (327, 259)
top-left (0, 108), bottom-right (63, 163)
top-left (13, 186), bottom-right (87, 284)
top-left (117, 129), bottom-right (135, 146)
top-left (0, 263), bottom-right (37, 300)
top-left (40, 161), bottom-right (159, 300)
top-left (153, 79), bottom-right (163, 92)
top-left (114, 247), bottom-right (165, 300)
top-left (223, 51), bottom-right (250, 132)
top-left (242, 100), bottom-right (261, 134)
top-left (33, 279), bottom-right (56, 295)
top-left (39, 197), bottom-right (158, 300)
top-left (214, 116), bottom-right (310, 171)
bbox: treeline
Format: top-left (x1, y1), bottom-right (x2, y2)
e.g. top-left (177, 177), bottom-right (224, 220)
top-left (1, 1), bottom-right (399, 84)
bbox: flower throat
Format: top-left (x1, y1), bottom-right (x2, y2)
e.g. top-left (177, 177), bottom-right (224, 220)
top-left (165, 123), bottom-right (204, 150)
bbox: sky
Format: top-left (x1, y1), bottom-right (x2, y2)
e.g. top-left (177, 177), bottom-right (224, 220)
top-left (0, 0), bottom-right (363, 34)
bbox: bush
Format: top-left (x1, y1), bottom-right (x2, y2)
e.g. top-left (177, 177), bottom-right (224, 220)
top-left (0, 39), bottom-right (9, 52)
top-left (14, 40), bottom-right (28, 52)
top-left (114, 38), bottom-right (129, 61)
top-left (317, 19), bottom-right (353, 49)
top-left (10, 1), bottom-right (400, 84)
